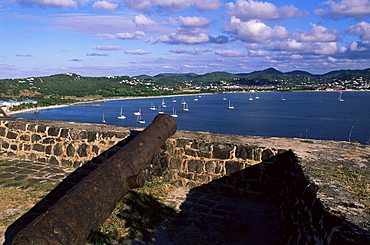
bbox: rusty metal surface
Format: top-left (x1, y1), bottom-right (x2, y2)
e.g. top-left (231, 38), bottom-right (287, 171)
top-left (12, 114), bottom-right (177, 245)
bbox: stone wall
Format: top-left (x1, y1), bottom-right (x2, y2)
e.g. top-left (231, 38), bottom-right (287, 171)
top-left (1, 117), bottom-right (369, 244)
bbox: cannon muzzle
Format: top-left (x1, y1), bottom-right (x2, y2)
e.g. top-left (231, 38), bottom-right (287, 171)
top-left (12, 114), bottom-right (177, 245)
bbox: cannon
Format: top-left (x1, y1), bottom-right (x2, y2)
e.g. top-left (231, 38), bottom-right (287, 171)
top-left (12, 114), bottom-right (177, 245)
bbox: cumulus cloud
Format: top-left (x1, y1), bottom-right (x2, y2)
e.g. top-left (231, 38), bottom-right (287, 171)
top-left (248, 50), bottom-right (269, 57)
top-left (93, 46), bottom-right (122, 50)
top-left (225, 17), bottom-right (289, 43)
top-left (134, 15), bottom-right (156, 27)
top-left (116, 31), bottom-right (145, 39)
top-left (214, 50), bottom-right (246, 57)
top-left (349, 41), bottom-right (368, 51)
top-left (265, 39), bottom-right (339, 55)
top-left (314, 0), bottom-right (370, 19)
top-left (93, 1), bottom-right (118, 11)
top-left (347, 21), bottom-right (370, 40)
top-left (295, 23), bottom-right (339, 42)
top-left (124, 0), bottom-right (222, 12)
top-left (152, 31), bottom-right (209, 44)
top-left (178, 16), bottom-right (210, 27)
top-left (124, 49), bottom-right (151, 55)
top-left (227, 0), bottom-right (304, 21)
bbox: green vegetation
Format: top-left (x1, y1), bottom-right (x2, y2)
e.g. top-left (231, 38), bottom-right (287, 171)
top-left (1, 68), bottom-right (369, 108)
top-left (307, 167), bottom-right (370, 200)
top-left (300, 140), bottom-right (315, 144)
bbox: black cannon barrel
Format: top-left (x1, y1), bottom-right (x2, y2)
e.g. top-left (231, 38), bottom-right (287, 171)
top-left (12, 114), bottom-right (177, 245)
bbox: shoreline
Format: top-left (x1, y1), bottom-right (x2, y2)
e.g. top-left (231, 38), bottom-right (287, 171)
top-left (5, 89), bottom-right (369, 116)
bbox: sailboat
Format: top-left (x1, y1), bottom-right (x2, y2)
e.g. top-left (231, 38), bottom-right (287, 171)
top-left (137, 114), bottom-right (145, 124)
top-left (181, 98), bottom-right (186, 105)
top-left (150, 102), bottom-right (156, 110)
top-left (255, 93), bottom-right (260, 99)
top-left (338, 92), bottom-right (344, 102)
top-left (158, 106), bottom-right (164, 114)
top-left (117, 107), bottom-right (126, 119)
top-left (102, 113), bottom-right (106, 123)
top-left (171, 107), bottom-right (178, 117)
top-left (223, 94), bottom-right (227, 100)
top-left (182, 103), bottom-right (189, 111)
top-left (133, 108), bottom-right (141, 115)
top-left (249, 94), bottom-right (253, 101)
top-left (281, 95), bottom-right (287, 101)
top-left (194, 96), bottom-right (199, 102)
top-left (172, 97), bottom-right (177, 103)
top-left (228, 100), bottom-right (234, 109)
top-left (161, 99), bottom-right (167, 107)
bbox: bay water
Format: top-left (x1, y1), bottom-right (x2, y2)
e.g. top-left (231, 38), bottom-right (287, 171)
top-left (12, 91), bottom-right (370, 144)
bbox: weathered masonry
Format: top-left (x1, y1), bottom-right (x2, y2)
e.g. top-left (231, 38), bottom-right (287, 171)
top-left (1, 117), bottom-right (369, 244)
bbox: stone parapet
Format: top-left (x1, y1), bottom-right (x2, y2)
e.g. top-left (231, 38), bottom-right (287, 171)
top-left (1, 117), bottom-right (369, 244)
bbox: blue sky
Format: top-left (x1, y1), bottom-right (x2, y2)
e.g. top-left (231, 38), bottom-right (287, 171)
top-left (1, 0), bottom-right (370, 79)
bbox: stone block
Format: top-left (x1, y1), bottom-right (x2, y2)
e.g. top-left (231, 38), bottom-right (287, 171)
top-left (42, 138), bottom-right (56, 144)
top-left (235, 145), bottom-right (254, 160)
top-left (10, 144), bottom-right (17, 151)
top-left (169, 156), bottom-right (182, 169)
top-left (23, 144), bottom-right (31, 151)
top-left (198, 151), bottom-right (212, 158)
top-left (60, 128), bottom-right (69, 138)
top-left (49, 156), bottom-right (59, 165)
top-left (45, 145), bottom-right (52, 154)
top-left (87, 132), bottom-right (97, 142)
top-left (33, 143), bottom-right (45, 152)
top-left (213, 143), bottom-right (233, 159)
top-left (0, 127), bottom-right (6, 137)
top-left (261, 148), bottom-right (275, 161)
top-left (54, 143), bottom-right (63, 156)
top-left (176, 138), bottom-right (192, 147)
top-left (225, 160), bottom-right (243, 175)
top-left (205, 160), bottom-right (217, 173)
top-left (2, 141), bottom-right (9, 149)
top-left (184, 148), bottom-right (197, 157)
top-left (92, 145), bottom-right (99, 155)
top-left (20, 134), bottom-right (30, 141)
top-left (188, 159), bottom-right (204, 173)
top-left (47, 126), bottom-right (60, 137)
top-left (8, 121), bottom-right (27, 130)
top-left (31, 134), bottom-right (42, 142)
top-left (67, 144), bottom-right (75, 157)
top-left (37, 125), bottom-right (47, 133)
top-left (26, 124), bottom-right (37, 132)
top-left (77, 143), bottom-right (88, 157)
top-left (6, 131), bottom-right (18, 139)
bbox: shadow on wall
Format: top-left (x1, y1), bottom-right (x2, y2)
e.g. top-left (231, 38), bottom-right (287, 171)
top-left (4, 130), bottom-right (142, 245)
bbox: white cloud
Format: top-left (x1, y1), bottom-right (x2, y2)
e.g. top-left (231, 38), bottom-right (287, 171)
top-left (315, 0), bottom-right (370, 19)
top-left (194, 48), bottom-right (212, 53)
top-left (225, 17), bottom-right (289, 43)
top-left (226, 0), bottom-right (303, 21)
top-left (124, 49), bottom-right (151, 55)
top-left (153, 32), bottom-right (209, 44)
top-left (134, 15), bottom-right (156, 27)
top-left (349, 41), bottom-right (367, 51)
top-left (11, 0), bottom-right (77, 8)
top-left (116, 31), bottom-right (146, 39)
top-left (124, 0), bottom-right (222, 12)
top-left (170, 48), bottom-right (193, 54)
top-left (93, 46), bottom-right (122, 50)
top-left (178, 16), bottom-right (210, 27)
top-left (214, 50), bottom-right (246, 57)
top-left (265, 40), bottom-right (339, 55)
top-left (347, 21), bottom-right (370, 40)
top-left (195, 0), bottom-right (222, 10)
top-left (295, 23), bottom-right (339, 42)
top-left (93, 1), bottom-right (118, 11)
top-left (248, 50), bottom-right (269, 57)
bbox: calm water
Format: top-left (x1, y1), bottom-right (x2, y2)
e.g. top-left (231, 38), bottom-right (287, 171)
top-left (12, 91), bottom-right (370, 144)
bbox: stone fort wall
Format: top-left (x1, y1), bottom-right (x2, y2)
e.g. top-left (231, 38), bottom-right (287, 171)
top-left (0, 117), bottom-right (369, 244)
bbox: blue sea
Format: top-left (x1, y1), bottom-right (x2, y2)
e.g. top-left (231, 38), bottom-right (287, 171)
top-left (12, 91), bottom-right (370, 144)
